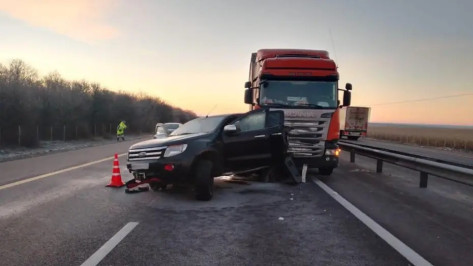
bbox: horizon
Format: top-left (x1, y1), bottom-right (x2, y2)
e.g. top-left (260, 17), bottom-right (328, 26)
top-left (1, 0), bottom-right (472, 126)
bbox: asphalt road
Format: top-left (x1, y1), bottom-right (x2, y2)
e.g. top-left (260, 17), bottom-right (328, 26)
top-left (325, 152), bottom-right (473, 266)
top-left (1, 138), bottom-right (471, 265)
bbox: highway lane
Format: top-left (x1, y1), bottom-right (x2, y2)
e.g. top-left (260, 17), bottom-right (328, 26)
top-left (0, 138), bottom-right (144, 186)
top-left (324, 152), bottom-right (473, 266)
top-left (344, 137), bottom-right (473, 167)
top-left (0, 143), bottom-right (408, 265)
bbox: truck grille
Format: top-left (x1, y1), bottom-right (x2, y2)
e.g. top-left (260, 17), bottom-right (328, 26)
top-left (128, 147), bottom-right (166, 161)
top-left (285, 118), bottom-right (330, 158)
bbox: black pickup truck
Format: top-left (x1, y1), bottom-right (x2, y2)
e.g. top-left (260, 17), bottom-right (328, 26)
top-left (127, 108), bottom-right (286, 200)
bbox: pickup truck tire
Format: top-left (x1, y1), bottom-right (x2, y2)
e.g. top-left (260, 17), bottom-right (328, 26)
top-left (194, 160), bottom-right (214, 201)
top-left (318, 167), bottom-right (333, 175)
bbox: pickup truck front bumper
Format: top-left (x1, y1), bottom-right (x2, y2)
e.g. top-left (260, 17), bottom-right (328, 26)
top-left (126, 154), bottom-right (194, 183)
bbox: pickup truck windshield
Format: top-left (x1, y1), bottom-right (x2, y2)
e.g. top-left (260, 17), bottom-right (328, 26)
top-left (259, 80), bottom-right (337, 108)
top-left (171, 116), bottom-right (226, 136)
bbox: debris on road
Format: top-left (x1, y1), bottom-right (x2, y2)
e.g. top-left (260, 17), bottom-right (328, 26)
top-left (224, 179), bottom-right (250, 185)
top-left (125, 186), bottom-right (149, 194)
top-left (278, 217), bottom-right (285, 221)
top-left (124, 179), bottom-right (151, 193)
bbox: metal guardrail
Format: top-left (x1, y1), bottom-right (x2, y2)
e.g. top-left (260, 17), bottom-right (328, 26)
top-left (338, 141), bottom-right (473, 188)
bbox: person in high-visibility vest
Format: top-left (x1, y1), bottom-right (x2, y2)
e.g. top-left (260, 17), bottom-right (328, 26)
top-left (117, 120), bottom-right (127, 141)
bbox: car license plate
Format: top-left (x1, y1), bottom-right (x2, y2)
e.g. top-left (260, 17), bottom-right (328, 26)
top-left (131, 162), bottom-right (149, 170)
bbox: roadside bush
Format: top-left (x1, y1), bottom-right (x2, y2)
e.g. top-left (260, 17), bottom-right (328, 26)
top-left (0, 59), bottom-right (197, 147)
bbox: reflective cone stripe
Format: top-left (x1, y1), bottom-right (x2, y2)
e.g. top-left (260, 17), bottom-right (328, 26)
top-left (106, 153), bottom-right (125, 187)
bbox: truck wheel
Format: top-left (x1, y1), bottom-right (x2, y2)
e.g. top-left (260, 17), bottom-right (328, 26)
top-left (347, 136), bottom-right (359, 140)
top-left (194, 160), bottom-right (214, 201)
top-left (318, 167), bottom-right (333, 175)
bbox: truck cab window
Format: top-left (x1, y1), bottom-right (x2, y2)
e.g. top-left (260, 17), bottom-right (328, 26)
top-left (260, 80), bottom-right (337, 108)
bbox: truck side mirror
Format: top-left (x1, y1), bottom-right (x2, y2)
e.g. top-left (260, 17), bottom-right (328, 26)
top-left (343, 90), bottom-right (351, 106)
top-left (345, 83), bottom-right (352, 91)
top-left (244, 81), bottom-right (251, 88)
top-left (244, 88), bottom-right (253, 104)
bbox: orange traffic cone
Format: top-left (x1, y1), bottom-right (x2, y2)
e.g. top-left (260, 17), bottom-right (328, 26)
top-left (106, 153), bottom-right (125, 187)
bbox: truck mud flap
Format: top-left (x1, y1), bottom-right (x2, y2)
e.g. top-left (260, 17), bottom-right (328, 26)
top-left (284, 157), bottom-right (302, 183)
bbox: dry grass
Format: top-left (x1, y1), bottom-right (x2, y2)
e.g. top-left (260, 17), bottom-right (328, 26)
top-left (367, 124), bottom-right (473, 152)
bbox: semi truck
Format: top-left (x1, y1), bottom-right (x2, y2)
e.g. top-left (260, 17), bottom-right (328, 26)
top-left (339, 106), bottom-right (370, 140)
top-left (244, 49), bottom-right (352, 175)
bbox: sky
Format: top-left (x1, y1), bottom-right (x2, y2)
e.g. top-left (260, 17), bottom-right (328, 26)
top-left (1, 0), bottom-right (472, 126)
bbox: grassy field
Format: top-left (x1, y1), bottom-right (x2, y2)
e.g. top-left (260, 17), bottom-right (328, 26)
top-left (367, 124), bottom-right (473, 152)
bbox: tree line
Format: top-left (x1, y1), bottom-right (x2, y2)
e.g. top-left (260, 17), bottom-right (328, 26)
top-left (0, 59), bottom-right (197, 146)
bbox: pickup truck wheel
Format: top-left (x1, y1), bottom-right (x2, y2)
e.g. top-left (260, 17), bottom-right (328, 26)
top-left (318, 167), bottom-right (333, 175)
top-left (194, 160), bottom-right (214, 201)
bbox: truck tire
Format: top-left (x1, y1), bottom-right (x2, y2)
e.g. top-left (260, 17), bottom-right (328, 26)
top-left (318, 167), bottom-right (333, 175)
top-left (348, 136), bottom-right (359, 141)
top-left (194, 160), bottom-right (214, 201)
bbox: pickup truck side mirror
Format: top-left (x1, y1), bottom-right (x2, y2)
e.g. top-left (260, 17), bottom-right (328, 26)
top-left (244, 88), bottom-right (253, 104)
top-left (223, 124), bottom-right (238, 135)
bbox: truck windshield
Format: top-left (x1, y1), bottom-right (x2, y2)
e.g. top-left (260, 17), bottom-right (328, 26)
top-left (170, 116), bottom-right (226, 136)
top-left (259, 80), bottom-right (337, 108)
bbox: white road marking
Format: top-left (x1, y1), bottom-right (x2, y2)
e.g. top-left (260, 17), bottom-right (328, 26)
top-left (81, 222), bottom-right (139, 266)
top-left (0, 153), bottom-right (127, 191)
top-left (313, 179), bottom-right (433, 266)
top-left (0, 176), bottom-right (110, 219)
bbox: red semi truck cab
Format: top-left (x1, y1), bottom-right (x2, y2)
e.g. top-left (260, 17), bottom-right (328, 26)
top-left (244, 49), bottom-right (352, 175)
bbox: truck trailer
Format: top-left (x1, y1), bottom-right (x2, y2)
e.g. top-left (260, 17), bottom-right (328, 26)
top-left (339, 106), bottom-right (370, 140)
top-left (244, 49), bottom-right (352, 175)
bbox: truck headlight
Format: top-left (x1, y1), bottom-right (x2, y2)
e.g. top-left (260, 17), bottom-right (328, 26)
top-left (164, 144), bottom-right (187, 157)
top-left (325, 148), bottom-right (341, 157)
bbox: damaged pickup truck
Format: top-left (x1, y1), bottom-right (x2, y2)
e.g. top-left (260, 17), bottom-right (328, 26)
top-left (127, 108), bottom-right (286, 200)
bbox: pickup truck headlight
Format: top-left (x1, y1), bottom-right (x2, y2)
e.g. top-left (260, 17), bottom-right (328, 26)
top-left (325, 148), bottom-right (341, 157)
top-left (164, 144), bottom-right (188, 157)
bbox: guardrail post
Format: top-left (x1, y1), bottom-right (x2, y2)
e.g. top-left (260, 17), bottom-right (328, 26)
top-left (18, 125), bottom-right (21, 146)
top-left (350, 149), bottom-right (355, 163)
top-left (419, 172), bottom-right (428, 188)
top-left (376, 159), bottom-right (383, 173)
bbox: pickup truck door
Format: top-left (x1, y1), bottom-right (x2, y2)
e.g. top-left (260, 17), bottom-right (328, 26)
top-left (223, 109), bottom-right (285, 172)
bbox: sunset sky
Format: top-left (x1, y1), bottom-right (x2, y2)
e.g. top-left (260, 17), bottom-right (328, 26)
top-left (1, 0), bottom-right (472, 125)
